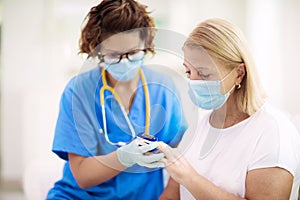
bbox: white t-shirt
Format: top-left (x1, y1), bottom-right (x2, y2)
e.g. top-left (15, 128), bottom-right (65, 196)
top-left (179, 103), bottom-right (300, 199)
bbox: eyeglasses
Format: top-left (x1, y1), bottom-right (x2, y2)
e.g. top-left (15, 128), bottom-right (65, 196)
top-left (98, 49), bottom-right (146, 65)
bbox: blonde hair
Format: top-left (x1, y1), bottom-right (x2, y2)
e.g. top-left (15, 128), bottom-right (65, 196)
top-left (185, 18), bottom-right (266, 115)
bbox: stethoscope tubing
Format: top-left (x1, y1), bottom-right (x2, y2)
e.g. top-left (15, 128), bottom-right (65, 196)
top-left (99, 67), bottom-right (150, 146)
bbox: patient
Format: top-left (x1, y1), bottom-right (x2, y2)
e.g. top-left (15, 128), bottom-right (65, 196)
top-left (158, 18), bottom-right (300, 200)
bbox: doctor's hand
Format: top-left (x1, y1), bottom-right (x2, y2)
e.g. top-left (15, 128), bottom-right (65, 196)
top-left (158, 142), bottom-right (198, 185)
top-left (116, 139), bottom-right (165, 168)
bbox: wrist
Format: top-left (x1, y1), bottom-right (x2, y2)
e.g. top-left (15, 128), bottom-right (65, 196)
top-left (181, 170), bottom-right (198, 188)
top-left (96, 151), bottom-right (128, 172)
top-left (116, 148), bottom-right (133, 167)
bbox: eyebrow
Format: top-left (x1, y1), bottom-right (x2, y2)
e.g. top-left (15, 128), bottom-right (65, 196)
top-left (197, 67), bottom-right (210, 70)
top-left (102, 45), bottom-right (142, 54)
top-left (183, 61), bottom-right (210, 71)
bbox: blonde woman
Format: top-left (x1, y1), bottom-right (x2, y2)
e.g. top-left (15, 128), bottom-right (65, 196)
top-left (158, 18), bottom-right (300, 200)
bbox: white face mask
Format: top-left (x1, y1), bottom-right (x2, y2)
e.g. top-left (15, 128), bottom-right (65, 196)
top-left (188, 69), bottom-right (235, 110)
top-left (104, 58), bottom-right (143, 81)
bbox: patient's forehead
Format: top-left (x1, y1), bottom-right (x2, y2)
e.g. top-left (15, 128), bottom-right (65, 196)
top-left (183, 46), bottom-right (219, 73)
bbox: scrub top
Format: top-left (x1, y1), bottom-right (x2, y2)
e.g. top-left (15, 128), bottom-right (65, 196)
top-left (47, 66), bottom-right (187, 200)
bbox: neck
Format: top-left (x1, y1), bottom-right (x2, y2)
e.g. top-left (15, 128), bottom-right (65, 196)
top-left (210, 93), bottom-right (249, 129)
top-left (106, 71), bottom-right (140, 114)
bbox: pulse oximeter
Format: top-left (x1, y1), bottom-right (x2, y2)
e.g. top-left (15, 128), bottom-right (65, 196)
top-left (137, 133), bottom-right (159, 153)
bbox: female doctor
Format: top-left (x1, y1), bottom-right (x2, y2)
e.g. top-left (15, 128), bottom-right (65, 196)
top-left (46, 0), bottom-right (186, 199)
top-left (158, 18), bottom-right (300, 200)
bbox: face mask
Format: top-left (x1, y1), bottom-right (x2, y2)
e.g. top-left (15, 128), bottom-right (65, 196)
top-left (188, 70), bottom-right (235, 110)
top-left (104, 59), bottom-right (143, 81)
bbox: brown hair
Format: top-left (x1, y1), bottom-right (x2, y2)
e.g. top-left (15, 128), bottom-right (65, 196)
top-left (79, 0), bottom-right (155, 57)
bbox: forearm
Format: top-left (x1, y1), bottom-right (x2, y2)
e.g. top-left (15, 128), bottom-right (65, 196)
top-left (182, 173), bottom-right (246, 200)
top-left (70, 151), bottom-right (127, 188)
top-left (166, 177), bottom-right (180, 192)
top-left (161, 143), bottom-right (291, 200)
top-left (159, 177), bottom-right (180, 200)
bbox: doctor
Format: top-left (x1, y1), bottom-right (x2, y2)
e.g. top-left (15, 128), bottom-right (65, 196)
top-left (46, 0), bottom-right (186, 199)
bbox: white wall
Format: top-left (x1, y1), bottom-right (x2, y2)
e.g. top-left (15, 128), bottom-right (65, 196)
top-left (1, 0), bottom-right (47, 180)
top-left (245, 0), bottom-right (300, 116)
top-left (1, 0), bottom-right (300, 181)
top-left (246, 0), bottom-right (284, 110)
top-left (281, 0), bottom-right (300, 116)
top-left (0, 0), bottom-right (94, 180)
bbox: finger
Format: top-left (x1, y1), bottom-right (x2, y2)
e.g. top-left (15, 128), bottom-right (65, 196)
top-left (139, 153), bottom-right (165, 163)
top-left (159, 157), bottom-right (168, 165)
top-left (138, 161), bottom-right (165, 168)
top-left (159, 157), bottom-right (177, 168)
top-left (139, 142), bottom-right (158, 153)
top-left (157, 142), bottom-right (173, 158)
top-left (157, 141), bottom-right (167, 150)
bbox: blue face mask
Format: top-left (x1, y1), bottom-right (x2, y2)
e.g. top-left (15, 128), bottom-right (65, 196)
top-left (104, 59), bottom-right (143, 81)
top-left (188, 70), bottom-right (235, 110)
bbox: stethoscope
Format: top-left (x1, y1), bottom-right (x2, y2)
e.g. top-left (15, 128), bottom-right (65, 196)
top-left (99, 67), bottom-right (151, 146)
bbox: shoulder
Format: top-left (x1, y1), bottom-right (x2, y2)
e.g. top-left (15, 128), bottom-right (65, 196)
top-left (142, 66), bottom-right (169, 80)
top-left (249, 103), bottom-right (300, 175)
top-left (256, 103), bottom-right (299, 138)
top-left (141, 66), bottom-right (184, 105)
top-left (142, 66), bottom-right (176, 88)
top-left (71, 66), bottom-right (101, 87)
top-left (63, 67), bottom-right (101, 95)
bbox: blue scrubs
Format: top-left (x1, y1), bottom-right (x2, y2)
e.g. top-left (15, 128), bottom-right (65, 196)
top-left (47, 66), bottom-right (187, 200)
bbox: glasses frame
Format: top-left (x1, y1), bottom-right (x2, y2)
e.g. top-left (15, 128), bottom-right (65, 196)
top-left (98, 49), bottom-right (147, 65)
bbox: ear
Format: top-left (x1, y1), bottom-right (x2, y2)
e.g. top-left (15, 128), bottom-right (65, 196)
top-left (236, 63), bottom-right (246, 84)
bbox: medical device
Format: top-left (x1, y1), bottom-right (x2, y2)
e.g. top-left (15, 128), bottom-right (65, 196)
top-left (137, 133), bottom-right (159, 153)
top-left (99, 68), bottom-right (151, 146)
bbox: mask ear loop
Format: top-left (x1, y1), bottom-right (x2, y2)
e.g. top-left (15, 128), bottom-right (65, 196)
top-left (219, 68), bottom-right (236, 95)
top-left (220, 68), bottom-right (236, 82)
top-left (227, 84), bottom-right (236, 94)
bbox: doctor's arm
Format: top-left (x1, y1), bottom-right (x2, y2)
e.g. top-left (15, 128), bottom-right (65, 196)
top-left (69, 152), bottom-right (125, 189)
top-left (69, 140), bottom-right (164, 189)
top-left (158, 143), bottom-right (293, 200)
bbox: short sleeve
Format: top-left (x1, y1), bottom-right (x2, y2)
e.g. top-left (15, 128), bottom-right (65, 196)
top-left (52, 74), bottom-right (100, 160)
top-left (248, 117), bottom-right (300, 176)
